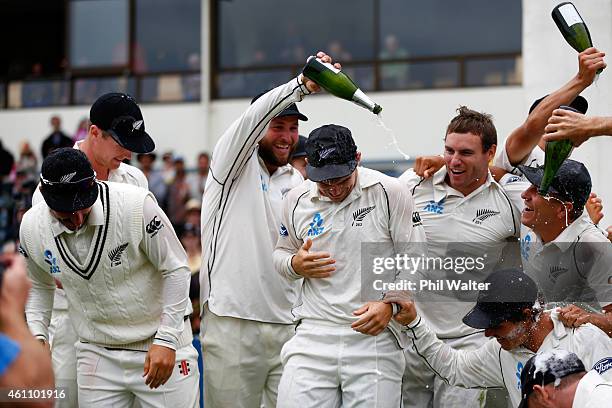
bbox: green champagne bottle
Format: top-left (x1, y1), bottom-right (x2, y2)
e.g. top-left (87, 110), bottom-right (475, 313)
top-left (302, 56), bottom-right (382, 114)
top-left (538, 105), bottom-right (577, 195)
top-left (552, 2), bottom-right (603, 74)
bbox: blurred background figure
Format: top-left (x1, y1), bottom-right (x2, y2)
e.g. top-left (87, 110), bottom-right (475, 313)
top-left (289, 135), bottom-right (308, 179)
top-left (137, 152), bottom-right (167, 209)
top-left (40, 115), bottom-right (72, 159)
top-left (161, 151), bottom-right (175, 185)
top-left (0, 141), bottom-right (16, 248)
top-left (166, 156), bottom-right (191, 227)
top-left (187, 152), bottom-right (210, 200)
top-left (16, 142), bottom-right (38, 180)
top-left (72, 117), bottom-right (90, 143)
top-left (184, 198), bottom-right (201, 230)
top-left (379, 34), bottom-right (409, 89)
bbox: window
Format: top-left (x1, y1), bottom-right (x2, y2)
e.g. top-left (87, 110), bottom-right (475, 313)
top-left (69, 0), bottom-right (129, 69)
top-left (73, 77), bottom-right (136, 105)
top-left (213, 0), bottom-right (522, 98)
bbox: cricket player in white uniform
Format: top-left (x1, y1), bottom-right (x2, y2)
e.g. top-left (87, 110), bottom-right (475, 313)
top-left (199, 52), bottom-right (334, 407)
top-left (21, 148), bottom-right (199, 407)
top-left (273, 124), bottom-right (426, 407)
top-left (517, 350), bottom-right (612, 408)
top-left (30, 92), bottom-right (155, 408)
top-left (398, 106), bottom-right (520, 407)
top-left (386, 268), bottom-right (612, 407)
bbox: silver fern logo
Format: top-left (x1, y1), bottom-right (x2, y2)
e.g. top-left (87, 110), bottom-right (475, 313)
top-left (132, 120), bottom-right (144, 131)
top-left (352, 205), bottom-right (376, 227)
top-left (549, 266), bottom-right (568, 283)
top-left (60, 172), bottom-right (77, 183)
top-left (108, 243), bottom-right (128, 267)
top-left (472, 209), bottom-right (500, 225)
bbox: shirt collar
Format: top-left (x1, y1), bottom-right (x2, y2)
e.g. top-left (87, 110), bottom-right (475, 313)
top-left (257, 155), bottom-right (294, 178)
top-left (49, 196), bottom-right (104, 237)
top-left (431, 167), bottom-right (494, 202)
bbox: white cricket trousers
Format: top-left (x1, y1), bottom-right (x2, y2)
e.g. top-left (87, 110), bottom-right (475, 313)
top-left (277, 320), bottom-right (405, 408)
top-left (49, 308), bottom-right (79, 408)
top-left (402, 332), bottom-right (488, 408)
top-left (75, 340), bottom-right (200, 408)
top-left (200, 305), bottom-right (295, 408)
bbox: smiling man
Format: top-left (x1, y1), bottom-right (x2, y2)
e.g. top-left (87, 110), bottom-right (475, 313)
top-left (387, 268), bottom-right (612, 408)
top-left (199, 52), bottom-right (335, 408)
top-left (398, 106), bottom-right (520, 408)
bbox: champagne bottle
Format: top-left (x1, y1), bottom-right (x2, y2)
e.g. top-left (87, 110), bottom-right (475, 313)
top-left (552, 2), bottom-right (603, 74)
top-left (302, 56), bottom-right (382, 114)
top-left (538, 105), bottom-right (577, 195)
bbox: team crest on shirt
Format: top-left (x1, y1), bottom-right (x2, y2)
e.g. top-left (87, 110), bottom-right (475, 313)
top-left (108, 243), bottom-right (129, 267)
top-left (146, 216), bottom-right (164, 237)
top-left (423, 198), bottom-right (445, 215)
top-left (307, 213), bottom-right (324, 236)
top-left (549, 266), bottom-right (568, 283)
top-left (178, 360), bottom-right (191, 376)
top-left (472, 209), bottom-right (500, 225)
top-left (352, 206), bottom-right (376, 227)
top-left (593, 357), bottom-right (612, 374)
top-left (43, 249), bottom-right (61, 274)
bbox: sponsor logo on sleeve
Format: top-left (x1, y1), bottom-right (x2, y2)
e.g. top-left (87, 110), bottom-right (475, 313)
top-left (594, 357), bottom-right (612, 375)
top-left (146, 216), bottom-right (164, 237)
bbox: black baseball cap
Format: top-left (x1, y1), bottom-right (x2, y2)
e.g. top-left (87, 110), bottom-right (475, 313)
top-left (462, 269), bottom-right (538, 329)
top-left (305, 124), bottom-right (358, 182)
top-left (529, 95), bottom-right (588, 115)
top-left (39, 148), bottom-right (98, 213)
top-left (518, 159), bottom-right (592, 212)
top-left (291, 135), bottom-right (308, 159)
top-left (90, 93), bottom-right (155, 153)
top-left (251, 90), bottom-right (308, 121)
top-left (518, 350), bottom-right (586, 408)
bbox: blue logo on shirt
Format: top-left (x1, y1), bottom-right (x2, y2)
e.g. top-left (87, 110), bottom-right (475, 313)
top-left (423, 198), bottom-right (445, 214)
top-left (506, 175), bottom-right (521, 183)
top-left (594, 357), bottom-right (612, 375)
top-left (279, 224), bottom-right (288, 236)
top-left (520, 234), bottom-right (532, 261)
top-left (307, 213), bottom-right (324, 237)
top-left (43, 249), bottom-right (61, 274)
top-left (260, 174), bottom-right (268, 192)
top-left (516, 361), bottom-right (524, 390)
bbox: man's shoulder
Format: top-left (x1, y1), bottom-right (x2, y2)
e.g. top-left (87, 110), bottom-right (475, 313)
top-left (116, 162), bottom-right (148, 188)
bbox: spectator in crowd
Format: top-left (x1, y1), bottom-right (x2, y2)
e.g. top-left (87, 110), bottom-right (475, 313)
top-left (199, 51), bottom-right (322, 407)
top-left (387, 268), bottom-right (612, 407)
top-left (187, 152), bottom-right (210, 200)
top-left (16, 142), bottom-right (38, 179)
top-left (167, 157), bottom-right (191, 227)
top-left (72, 117), bottom-right (90, 143)
top-left (137, 152), bottom-right (168, 208)
top-left (161, 151), bottom-right (175, 184)
top-left (184, 199), bottom-right (201, 230)
top-left (379, 34), bottom-right (410, 89)
top-left (290, 135), bottom-right (308, 179)
top-left (0, 253), bottom-right (55, 405)
top-left (518, 350), bottom-right (612, 408)
top-left (21, 148), bottom-right (198, 407)
top-left (41, 115), bottom-right (72, 159)
top-left (0, 140), bottom-right (14, 181)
